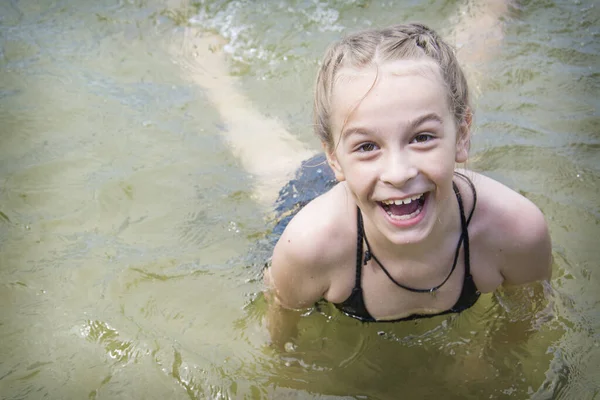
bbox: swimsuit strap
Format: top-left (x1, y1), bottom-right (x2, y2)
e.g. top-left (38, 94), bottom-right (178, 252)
top-left (454, 179), bottom-right (471, 276)
top-left (453, 171), bottom-right (477, 226)
top-left (354, 207), bottom-right (366, 289)
top-left (359, 181), bottom-right (468, 294)
top-left (454, 171), bottom-right (477, 276)
top-left (452, 171), bottom-right (477, 275)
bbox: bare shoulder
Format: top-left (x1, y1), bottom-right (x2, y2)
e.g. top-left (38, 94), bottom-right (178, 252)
top-left (268, 183), bottom-right (356, 309)
top-left (466, 171), bottom-right (552, 286)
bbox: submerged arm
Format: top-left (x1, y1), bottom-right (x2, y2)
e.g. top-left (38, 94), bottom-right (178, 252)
top-left (263, 268), bottom-right (304, 349)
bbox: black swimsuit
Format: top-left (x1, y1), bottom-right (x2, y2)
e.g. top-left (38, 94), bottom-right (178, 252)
top-left (335, 173), bottom-right (480, 322)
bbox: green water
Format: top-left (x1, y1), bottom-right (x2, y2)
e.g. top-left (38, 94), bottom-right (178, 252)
top-left (1, 0), bottom-right (598, 399)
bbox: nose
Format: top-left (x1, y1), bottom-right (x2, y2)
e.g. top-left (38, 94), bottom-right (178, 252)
top-left (379, 151), bottom-right (418, 187)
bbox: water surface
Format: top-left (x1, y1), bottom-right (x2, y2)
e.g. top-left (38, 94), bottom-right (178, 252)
top-left (1, 0), bottom-right (599, 399)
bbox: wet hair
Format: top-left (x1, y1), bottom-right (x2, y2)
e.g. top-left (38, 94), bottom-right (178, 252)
top-left (314, 23), bottom-right (471, 152)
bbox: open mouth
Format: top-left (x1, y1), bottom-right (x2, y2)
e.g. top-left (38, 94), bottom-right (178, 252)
top-left (379, 193), bottom-right (426, 221)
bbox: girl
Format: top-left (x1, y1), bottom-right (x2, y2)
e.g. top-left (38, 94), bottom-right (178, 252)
top-left (263, 23), bottom-right (552, 346)
top-left (170, 1), bottom-right (551, 347)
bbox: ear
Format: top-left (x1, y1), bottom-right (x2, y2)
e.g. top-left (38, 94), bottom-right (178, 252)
top-left (323, 142), bottom-right (345, 182)
top-left (455, 110), bottom-right (472, 163)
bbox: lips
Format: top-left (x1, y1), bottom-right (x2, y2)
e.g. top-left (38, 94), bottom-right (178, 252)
top-left (379, 193), bottom-right (426, 221)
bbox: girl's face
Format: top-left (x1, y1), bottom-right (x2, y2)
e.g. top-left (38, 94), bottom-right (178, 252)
top-left (327, 59), bottom-right (469, 246)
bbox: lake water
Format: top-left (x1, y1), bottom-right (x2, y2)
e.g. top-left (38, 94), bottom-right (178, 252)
top-left (1, 0), bottom-right (598, 399)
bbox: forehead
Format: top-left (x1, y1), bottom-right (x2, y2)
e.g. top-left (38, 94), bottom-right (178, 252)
top-left (330, 59), bottom-right (451, 131)
top-left (339, 58), bottom-right (441, 78)
top-left (333, 59), bottom-right (445, 100)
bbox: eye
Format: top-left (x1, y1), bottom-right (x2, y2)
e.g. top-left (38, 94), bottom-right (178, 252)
top-left (357, 142), bottom-right (378, 152)
top-left (411, 133), bottom-right (434, 144)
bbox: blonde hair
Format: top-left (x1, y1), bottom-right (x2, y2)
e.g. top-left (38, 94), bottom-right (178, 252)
top-left (314, 23), bottom-right (471, 152)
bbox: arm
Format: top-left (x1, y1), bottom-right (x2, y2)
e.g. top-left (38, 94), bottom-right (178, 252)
top-left (263, 269), bottom-right (304, 350)
top-left (473, 172), bottom-right (552, 285)
top-left (499, 204), bottom-right (552, 286)
top-left (263, 217), bottom-right (332, 348)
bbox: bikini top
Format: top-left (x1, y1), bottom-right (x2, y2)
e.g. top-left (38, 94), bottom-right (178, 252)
top-left (334, 172), bottom-right (479, 322)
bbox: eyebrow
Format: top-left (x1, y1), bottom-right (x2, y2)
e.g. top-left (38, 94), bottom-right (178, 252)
top-left (407, 112), bottom-right (444, 131)
top-left (342, 112), bottom-right (444, 139)
top-left (341, 127), bottom-right (370, 138)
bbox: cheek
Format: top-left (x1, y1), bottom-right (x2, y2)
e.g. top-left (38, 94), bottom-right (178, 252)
top-left (344, 163), bottom-right (378, 191)
top-left (423, 149), bottom-right (456, 179)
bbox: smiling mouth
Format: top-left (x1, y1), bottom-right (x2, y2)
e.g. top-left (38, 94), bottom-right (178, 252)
top-left (379, 193), bottom-right (426, 220)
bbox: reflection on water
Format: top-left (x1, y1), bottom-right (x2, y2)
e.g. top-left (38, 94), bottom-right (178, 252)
top-left (1, 0), bottom-right (598, 399)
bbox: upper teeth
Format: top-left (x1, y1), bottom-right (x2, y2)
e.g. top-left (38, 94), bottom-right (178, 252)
top-left (382, 194), bottom-right (423, 205)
